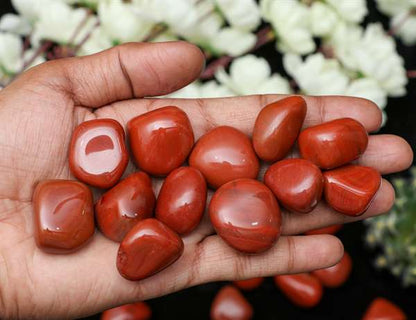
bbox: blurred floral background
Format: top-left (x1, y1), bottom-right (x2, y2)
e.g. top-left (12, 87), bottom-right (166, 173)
top-left (0, 0), bottom-right (415, 319)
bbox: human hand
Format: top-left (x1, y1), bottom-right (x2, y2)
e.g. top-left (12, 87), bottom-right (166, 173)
top-left (0, 41), bottom-right (412, 319)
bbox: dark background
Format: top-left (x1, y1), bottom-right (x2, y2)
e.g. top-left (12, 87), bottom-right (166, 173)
top-left (1, 1), bottom-right (415, 319)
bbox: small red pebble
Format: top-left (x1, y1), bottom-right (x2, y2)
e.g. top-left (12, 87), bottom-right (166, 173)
top-left (312, 252), bottom-right (352, 288)
top-left (155, 167), bottom-right (207, 235)
top-left (117, 219), bottom-right (184, 281)
top-left (324, 165), bottom-right (381, 216)
top-left (264, 158), bottom-right (323, 213)
top-left (69, 119), bottom-right (128, 188)
top-left (298, 118), bottom-right (368, 169)
top-left (253, 96), bottom-right (307, 162)
top-left (362, 297), bottom-right (407, 320)
top-left (33, 180), bottom-right (95, 254)
top-left (101, 301), bottom-right (152, 320)
top-left (233, 278), bottom-right (264, 291)
top-left (274, 273), bottom-right (323, 308)
top-left (305, 224), bottom-right (343, 235)
top-left (128, 106), bottom-right (194, 176)
top-left (95, 172), bottom-right (155, 242)
top-left (209, 179), bottom-right (281, 254)
top-left (210, 285), bottom-right (253, 320)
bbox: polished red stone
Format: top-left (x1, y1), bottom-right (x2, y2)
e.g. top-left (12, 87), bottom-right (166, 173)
top-left (298, 118), bottom-right (368, 169)
top-left (305, 224), bottom-right (343, 235)
top-left (253, 96), bottom-right (307, 162)
top-left (69, 119), bottom-right (128, 188)
top-left (264, 158), bottom-right (323, 213)
top-left (324, 165), bottom-right (381, 216)
top-left (210, 285), bottom-right (253, 320)
top-left (189, 126), bottom-right (260, 189)
top-left (312, 252), bottom-right (352, 288)
top-left (233, 278), bottom-right (264, 291)
top-left (274, 273), bottom-right (323, 308)
top-left (117, 218), bottom-right (184, 281)
top-left (95, 172), bottom-right (155, 242)
top-left (101, 302), bottom-right (151, 320)
top-left (128, 106), bottom-right (194, 176)
top-left (155, 167), bottom-right (207, 235)
top-left (362, 298), bottom-right (407, 320)
top-left (209, 179), bottom-right (281, 253)
top-left (33, 180), bottom-right (94, 254)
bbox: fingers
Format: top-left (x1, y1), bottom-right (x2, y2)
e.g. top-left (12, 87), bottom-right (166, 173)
top-left (282, 179), bottom-right (395, 235)
top-left (11, 42), bottom-right (205, 108)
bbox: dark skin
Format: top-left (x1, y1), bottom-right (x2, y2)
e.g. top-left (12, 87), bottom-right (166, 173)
top-left (0, 42), bottom-right (412, 319)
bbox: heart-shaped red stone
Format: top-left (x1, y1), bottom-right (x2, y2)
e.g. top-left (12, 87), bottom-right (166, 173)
top-left (155, 167), bottom-right (207, 235)
top-left (362, 298), bottom-right (407, 320)
top-left (101, 302), bottom-right (152, 320)
top-left (210, 285), bottom-right (253, 320)
top-left (233, 277), bottom-right (264, 291)
top-left (128, 106), bottom-right (194, 176)
top-left (298, 118), bottom-right (368, 169)
top-left (189, 126), bottom-right (260, 189)
top-left (95, 172), bottom-right (155, 242)
top-left (209, 179), bottom-right (281, 254)
top-left (312, 252), bottom-right (352, 288)
top-left (323, 165), bottom-right (381, 216)
top-left (117, 218), bottom-right (184, 281)
top-left (69, 119), bottom-right (128, 188)
top-left (274, 273), bottom-right (323, 308)
top-left (264, 158), bottom-right (323, 213)
top-left (33, 180), bottom-right (95, 254)
top-left (253, 96), bottom-right (307, 162)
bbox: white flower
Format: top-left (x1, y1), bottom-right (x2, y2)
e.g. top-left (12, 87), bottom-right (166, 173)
top-left (98, 0), bottom-right (154, 43)
top-left (77, 26), bottom-right (112, 56)
top-left (375, 0), bottom-right (415, 16)
top-left (0, 32), bottom-right (23, 75)
top-left (391, 11), bottom-right (416, 45)
top-left (215, 0), bottom-right (261, 31)
top-left (216, 54), bottom-right (292, 95)
top-left (310, 2), bottom-right (338, 37)
top-left (0, 13), bottom-right (31, 35)
top-left (346, 78), bottom-right (388, 109)
top-left (260, 0), bottom-right (315, 55)
top-left (167, 81), bottom-right (234, 99)
top-left (284, 53), bottom-right (349, 95)
top-left (12, 0), bottom-right (52, 22)
top-left (210, 27), bottom-right (256, 57)
top-left (326, 0), bottom-right (368, 23)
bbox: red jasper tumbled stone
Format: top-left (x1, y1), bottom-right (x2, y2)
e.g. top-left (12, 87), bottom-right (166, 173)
top-left (95, 172), bottom-right (155, 242)
top-left (274, 273), bottom-right (323, 308)
top-left (117, 218), bottom-right (184, 281)
top-left (253, 96), bottom-right (307, 162)
top-left (210, 285), bottom-right (253, 320)
top-left (305, 224), bottom-right (343, 235)
top-left (324, 165), bottom-right (381, 216)
top-left (128, 106), bottom-right (194, 176)
top-left (264, 158), bottom-right (323, 213)
top-left (155, 167), bottom-right (207, 235)
top-left (33, 180), bottom-right (95, 254)
top-left (298, 118), bottom-right (368, 169)
top-left (69, 119), bottom-right (128, 189)
top-left (189, 126), bottom-right (260, 189)
top-left (233, 277), bottom-right (264, 291)
top-left (312, 252), bottom-right (352, 288)
top-left (101, 302), bottom-right (152, 320)
top-left (209, 179), bottom-right (281, 254)
top-left (362, 298), bottom-right (407, 320)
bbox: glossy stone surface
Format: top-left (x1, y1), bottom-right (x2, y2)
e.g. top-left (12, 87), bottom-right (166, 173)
top-left (362, 298), bottom-right (407, 320)
top-left (312, 252), bottom-right (352, 288)
top-left (69, 119), bottom-right (128, 188)
top-left (33, 180), bottom-right (94, 254)
top-left (117, 219), bottom-right (184, 281)
top-left (264, 158), bottom-right (323, 213)
top-left (189, 126), bottom-right (260, 189)
top-left (253, 96), bottom-right (307, 162)
top-left (155, 167), bottom-right (207, 235)
top-left (305, 224), bottom-right (343, 235)
top-left (128, 106), bottom-right (194, 176)
top-left (210, 285), bottom-right (253, 320)
top-left (324, 165), bottom-right (381, 216)
top-left (298, 118), bottom-right (368, 169)
top-left (233, 278), bottom-right (264, 291)
top-left (95, 172), bottom-right (155, 242)
top-left (101, 302), bottom-right (151, 320)
top-left (209, 179), bottom-right (281, 254)
top-left (274, 274), bottom-right (323, 308)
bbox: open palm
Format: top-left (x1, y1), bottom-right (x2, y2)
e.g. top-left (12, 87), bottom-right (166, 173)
top-left (0, 42), bottom-right (412, 319)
